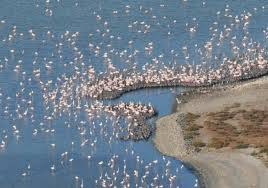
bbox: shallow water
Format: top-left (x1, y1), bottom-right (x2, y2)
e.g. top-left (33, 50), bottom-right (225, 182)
top-left (0, 0), bottom-right (267, 187)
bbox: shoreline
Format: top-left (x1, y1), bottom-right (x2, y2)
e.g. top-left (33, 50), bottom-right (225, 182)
top-left (85, 57), bottom-right (268, 100)
top-left (153, 76), bottom-right (268, 188)
top-left (88, 69), bottom-right (268, 100)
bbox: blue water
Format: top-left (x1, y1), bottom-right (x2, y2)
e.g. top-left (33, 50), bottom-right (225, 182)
top-left (0, 0), bottom-right (267, 187)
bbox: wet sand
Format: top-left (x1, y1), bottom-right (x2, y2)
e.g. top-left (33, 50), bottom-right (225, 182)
top-left (153, 76), bottom-right (268, 188)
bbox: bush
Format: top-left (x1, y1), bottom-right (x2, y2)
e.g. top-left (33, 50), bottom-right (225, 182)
top-left (185, 125), bottom-right (199, 131)
top-left (193, 140), bottom-right (206, 148)
top-left (184, 131), bottom-right (199, 139)
top-left (259, 147), bottom-right (268, 155)
top-left (251, 151), bottom-right (258, 156)
top-left (184, 133), bottom-right (193, 140)
top-left (185, 113), bottom-right (200, 122)
top-left (208, 138), bottom-right (225, 149)
top-left (207, 112), bottom-right (215, 116)
top-left (231, 103), bottom-right (241, 108)
top-left (235, 143), bottom-right (249, 149)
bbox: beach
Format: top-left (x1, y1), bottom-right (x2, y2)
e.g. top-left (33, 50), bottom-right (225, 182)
top-left (153, 76), bottom-right (268, 188)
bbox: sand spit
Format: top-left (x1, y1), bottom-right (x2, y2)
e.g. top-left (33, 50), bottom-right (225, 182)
top-left (153, 76), bottom-right (268, 188)
top-left (86, 67), bottom-right (268, 100)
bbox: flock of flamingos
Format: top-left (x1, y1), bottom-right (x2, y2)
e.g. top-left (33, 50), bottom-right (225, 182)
top-left (0, 1), bottom-right (267, 187)
top-left (45, 11), bottom-right (268, 140)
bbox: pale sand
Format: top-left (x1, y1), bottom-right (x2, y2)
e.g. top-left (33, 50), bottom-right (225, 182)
top-left (153, 77), bottom-right (268, 188)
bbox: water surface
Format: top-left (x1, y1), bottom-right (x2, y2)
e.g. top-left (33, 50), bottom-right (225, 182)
top-left (0, 0), bottom-right (267, 187)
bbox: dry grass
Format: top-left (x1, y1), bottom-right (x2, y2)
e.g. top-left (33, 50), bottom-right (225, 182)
top-left (259, 147), bottom-right (268, 155)
top-left (192, 140), bottom-right (206, 147)
top-left (208, 137), bottom-right (227, 149)
top-left (183, 103), bottom-right (268, 161)
top-left (204, 107), bottom-right (268, 149)
top-left (181, 112), bottom-right (205, 151)
top-left (182, 113), bottom-right (202, 139)
top-left (235, 143), bottom-right (250, 149)
top-left (185, 112), bottom-right (201, 121)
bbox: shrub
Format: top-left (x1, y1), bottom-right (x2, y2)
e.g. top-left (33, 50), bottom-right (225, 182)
top-left (185, 113), bottom-right (200, 122)
top-left (208, 138), bottom-right (225, 149)
top-left (193, 140), bottom-right (206, 148)
top-left (207, 112), bottom-right (215, 116)
top-left (235, 143), bottom-right (249, 149)
top-left (251, 151), bottom-right (258, 156)
top-left (185, 125), bottom-right (199, 132)
top-left (231, 103), bottom-right (241, 108)
top-left (184, 133), bottom-right (193, 140)
top-left (259, 147), bottom-right (268, 155)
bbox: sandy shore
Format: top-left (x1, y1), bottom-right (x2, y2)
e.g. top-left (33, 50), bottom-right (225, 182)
top-left (153, 76), bottom-right (268, 188)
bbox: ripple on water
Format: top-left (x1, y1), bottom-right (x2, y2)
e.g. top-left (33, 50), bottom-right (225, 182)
top-left (0, 0), bottom-right (267, 187)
